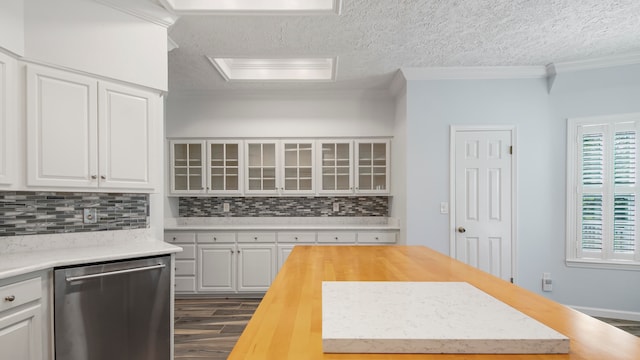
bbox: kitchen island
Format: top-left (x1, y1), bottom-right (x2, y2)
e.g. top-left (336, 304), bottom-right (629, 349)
top-left (229, 245), bottom-right (640, 360)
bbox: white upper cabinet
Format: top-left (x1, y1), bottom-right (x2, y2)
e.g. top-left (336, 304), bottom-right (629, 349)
top-left (355, 139), bottom-right (390, 194)
top-left (245, 140), bottom-right (279, 195)
top-left (317, 140), bottom-right (353, 194)
top-left (26, 64), bottom-right (158, 191)
top-left (170, 140), bottom-right (243, 195)
top-left (27, 65), bottom-right (98, 188)
top-left (0, 52), bottom-right (16, 187)
top-left (244, 140), bottom-right (315, 195)
top-left (281, 140), bottom-right (315, 194)
top-left (208, 140), bottom-right (243, 195)
top-left (171, 140), bottom-right (206, 194)
top-left (98, 81), bottom-right (156, 190)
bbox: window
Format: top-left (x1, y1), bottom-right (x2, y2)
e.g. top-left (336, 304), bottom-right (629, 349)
top-left (566, 114), bottom-right (640, 270)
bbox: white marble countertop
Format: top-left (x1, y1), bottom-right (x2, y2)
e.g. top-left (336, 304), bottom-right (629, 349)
top-left (164, 217), bottom-right (400, 231)
top-left (0, 229), bottom-right (181, 280)
top-left (322, 281), bottom-right (569, 354)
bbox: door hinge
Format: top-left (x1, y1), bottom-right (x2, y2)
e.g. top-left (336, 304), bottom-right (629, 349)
top-left (509, 146), bottom-right (513, 155)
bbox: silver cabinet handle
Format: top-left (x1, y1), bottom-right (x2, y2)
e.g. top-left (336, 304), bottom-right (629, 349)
top-left (91, 175), bottom-right (97, 180)
top-left (66, 264), bottom-right (166, 282)
top-left (4, 295), bottom-right (15, 302)
top-left (100, 175), bottom-right (106, 180)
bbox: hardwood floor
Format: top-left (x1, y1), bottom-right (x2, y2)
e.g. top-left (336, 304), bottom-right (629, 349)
top-left (174, 298), bottom-right (261, 360)
top-left (174, 298), bottom-right (640, 359)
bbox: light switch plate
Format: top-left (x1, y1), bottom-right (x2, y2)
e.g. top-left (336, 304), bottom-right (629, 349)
top-left (223, 203), bottom-right (230, 212)
top-left (440, 202), bottom-right (449, 214)
top-left (333, 203), bottom-right (339, 212)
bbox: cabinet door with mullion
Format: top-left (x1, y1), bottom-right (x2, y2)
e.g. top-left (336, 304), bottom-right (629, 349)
top-left (245, 140), bottom-right (279, 195)
top-left (355, 139), bottom-right (390, 194)
top-left (208, 140), bottom-right (243, 195)
top-left (170, 140), bottom-right (206, 194)
top-left (317, 140), bottom-right (353, 194)
top-left (0, 52), bottom-right (16, 187)
top-left (281, 140), bottom-right (315, 194)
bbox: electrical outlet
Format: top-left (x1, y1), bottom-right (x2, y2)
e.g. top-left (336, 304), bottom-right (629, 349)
top-left (333, 203), bottom-right (339, 212)
top-left (83, 208), bottom-right (97, 224)
top-left (223, 203), bottom-right (230, 212)
top-left (542, 273), bottom-right (553, 292)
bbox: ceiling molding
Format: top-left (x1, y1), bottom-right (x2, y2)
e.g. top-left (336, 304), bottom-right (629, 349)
top-left (389, 70), bottom-right (406, 97)
top-left (94, 0), bottom-right (178, 28)
top-left (167, 36), bottom-right (179, 52)
top-left (167, 88), bottom-right (392, 100)
top-left (551, 52), bottom-right (640, 74)
top-left (158, 0), bottom-right (342, 15)
top-left (400, 66), bottom-right (548, 81)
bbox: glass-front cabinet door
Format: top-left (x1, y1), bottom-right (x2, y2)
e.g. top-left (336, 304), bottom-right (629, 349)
top-left (208, 141), bottom-right (242, 194)
top-left (318, 141), bottom-right (352, 194)
top-left (245, 141), bottom-right (278, 194)
top-left (282, 140), bottom-right (315, 194)
top-left (171, 140), bottom-right (206, 193)
top-left (355, 140), bottom-right (390, 194)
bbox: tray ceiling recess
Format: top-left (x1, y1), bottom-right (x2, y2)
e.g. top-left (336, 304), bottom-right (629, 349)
top-left (208, 57), bottom-right (337, 82)
top-left (158, 0), bottom-right (342, 15)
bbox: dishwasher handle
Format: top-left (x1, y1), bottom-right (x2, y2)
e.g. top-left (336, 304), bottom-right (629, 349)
top-left (66, 263), bottom-right (167, 282)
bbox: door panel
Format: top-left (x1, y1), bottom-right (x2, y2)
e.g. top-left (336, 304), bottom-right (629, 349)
top-left (454, 129), bottom-right (513, 281)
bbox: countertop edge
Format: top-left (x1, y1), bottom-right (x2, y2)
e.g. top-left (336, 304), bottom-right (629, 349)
top-left (164, 225), bottom-right (401, 231)
top-left (0, 240), bottom-right (182, 281)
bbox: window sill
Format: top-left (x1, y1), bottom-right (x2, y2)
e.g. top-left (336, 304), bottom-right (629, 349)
top-left (566, 258), bottom-right (640, 271)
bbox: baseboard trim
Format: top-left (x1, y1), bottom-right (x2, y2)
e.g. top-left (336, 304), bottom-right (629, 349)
top-left (570, 305), bottom-right (640, 321)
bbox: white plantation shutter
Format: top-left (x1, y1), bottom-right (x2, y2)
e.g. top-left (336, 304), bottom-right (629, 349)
top-left (574, 119), bottom-right (639, 264)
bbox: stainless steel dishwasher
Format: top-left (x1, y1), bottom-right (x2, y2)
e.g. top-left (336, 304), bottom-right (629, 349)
top-left (54, 255), bottom-right (171, 360)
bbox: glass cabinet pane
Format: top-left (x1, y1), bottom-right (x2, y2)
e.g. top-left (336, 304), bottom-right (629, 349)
top-left (173, 142), bottom-right (203, 191)
top-left (357, 141), bottom-right (387, 191)
top-left (247, 142), bottom-right (277, 191)
top-left (321, 142), bottom-right (351, 192)
top-left (283, 142), bottom-right (313, 191)
top-left (209, 142), bottom-right (240, 192)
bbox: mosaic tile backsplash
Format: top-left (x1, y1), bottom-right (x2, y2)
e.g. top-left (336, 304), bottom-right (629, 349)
top-left (0, 192), bottom-right (149, 237)
top-left (179, 196), bottom-right (389, 217)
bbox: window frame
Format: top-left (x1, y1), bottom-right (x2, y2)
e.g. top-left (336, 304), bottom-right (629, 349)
top-left (566, 113), bottom-right (640, 271)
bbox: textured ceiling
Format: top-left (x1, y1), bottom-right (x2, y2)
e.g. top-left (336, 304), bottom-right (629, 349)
top-left (167, 0), bottom-right (640, 92)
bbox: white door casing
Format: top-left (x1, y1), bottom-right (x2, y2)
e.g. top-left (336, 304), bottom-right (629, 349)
top-left (450, 126), bottom-right (516, 282)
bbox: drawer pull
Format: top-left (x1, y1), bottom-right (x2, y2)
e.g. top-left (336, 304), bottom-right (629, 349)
top-left (294, 237), bottom-right (298, 240)
top-left (254, 237), bottom-right (258, 240)
top-left (173, 237), bottom-right (176, 241)
top-left (213, 237), bottom-right (217, 241)
top-left (4, 295), bottom-right (15, 302)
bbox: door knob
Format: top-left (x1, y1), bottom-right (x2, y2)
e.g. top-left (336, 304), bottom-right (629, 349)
top-left (457, 227), bottom-right (466, 233)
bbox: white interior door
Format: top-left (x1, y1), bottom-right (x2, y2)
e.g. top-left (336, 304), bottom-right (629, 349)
top-left (452, 128), bottom-right (515, 282)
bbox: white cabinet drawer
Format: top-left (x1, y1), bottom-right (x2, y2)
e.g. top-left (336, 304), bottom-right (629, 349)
top-left (358, 232), bottom-right (397, 244)
top-left (0, 277), bottom-right (41, 312)
top-left (317, 232), bottom-right (356, 243)
top-left (237, 232), bottom-right (276, 243)
top-left (277, 232), bottom-right (315, 243)
top-left (165, 232), bottom-right (195, 244)
top-left (197, 232), bottom-right (236, 243)
top-left (175, 244), bottom-right (195, 259)
top-left (175, 260), bottom-right (196, 276)
top-left (174, 277), bottom-right (196, 292)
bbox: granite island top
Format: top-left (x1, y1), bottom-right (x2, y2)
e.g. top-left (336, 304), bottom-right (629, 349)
top-left (322, 281), bottom-right (569, 354)
top-left (164, 217), bottom-right (400, 231)
top-left (0, 229), bottom-right (181, 280)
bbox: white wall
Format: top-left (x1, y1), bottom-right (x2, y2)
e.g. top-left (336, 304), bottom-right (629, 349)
top-left (23, 0), bottom-right (168, 91)
top-left (0, 0), bottom-right (24, 55)
top-left (401, 65), bottom-right (640, 315)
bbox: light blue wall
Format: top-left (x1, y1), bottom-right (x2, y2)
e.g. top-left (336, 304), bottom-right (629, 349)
top-left (402, 65), bottom-right (640, 313)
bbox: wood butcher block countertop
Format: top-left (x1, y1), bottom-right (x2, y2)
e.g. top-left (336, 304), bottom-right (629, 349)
top-left (228, 246), bottom-right (640, 360)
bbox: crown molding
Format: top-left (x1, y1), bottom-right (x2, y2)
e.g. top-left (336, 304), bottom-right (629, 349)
top-left (389, 70), bottom-right (406, 97)
top-left (167, 88), bottom-right (392, 100)
top-left (400, 66), bottom-right (548, 81)
top-left (551, 52), bottom-right (640, 74)
top-left (94, 0), bottom-right (178, 28)
top-left (167, 36), bottom-right (179, 52)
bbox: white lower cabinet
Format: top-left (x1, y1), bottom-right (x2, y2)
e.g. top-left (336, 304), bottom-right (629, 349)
top-left (198, 244), bottom-right (236, 292)
top-left (197, 243), bottom-right (276, 293)
top-left (166, 229), bottom-right (398, 295)
top-left (0, 275), bottom-right (45, 360)
top-left (236, 244), bottom-right (276, 292)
